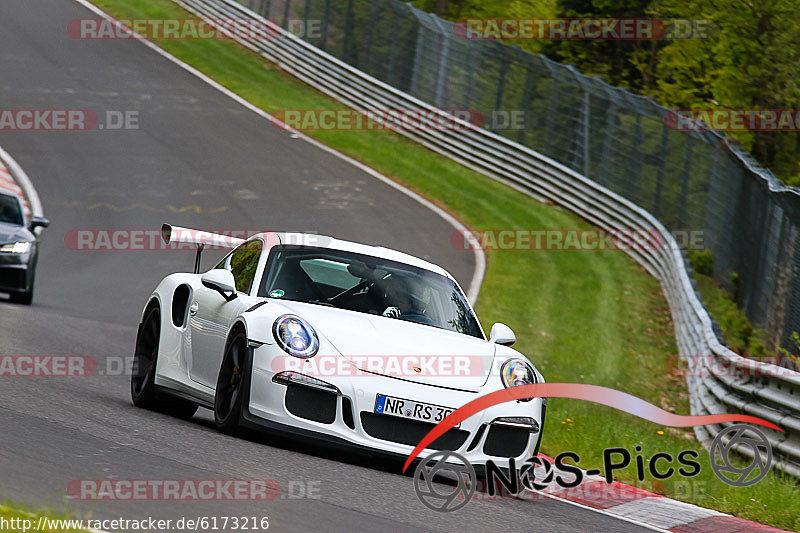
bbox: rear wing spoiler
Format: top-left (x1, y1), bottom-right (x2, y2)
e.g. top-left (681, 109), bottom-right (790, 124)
top-left (161, 224), bottom-right (246, 273)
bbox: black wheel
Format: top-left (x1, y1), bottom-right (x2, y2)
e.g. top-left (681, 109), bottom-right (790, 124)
top-left (131, 305), bottom-right (198, 419)
top-left (9, 277), bottom-right (33, 305)
top-left (214, 327), bottom-right (250, 435)
top-left (9, 289), bottom-right (32, 305)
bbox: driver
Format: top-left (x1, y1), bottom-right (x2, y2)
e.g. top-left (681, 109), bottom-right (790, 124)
top-left (382, 277), bottom-right (426, 319)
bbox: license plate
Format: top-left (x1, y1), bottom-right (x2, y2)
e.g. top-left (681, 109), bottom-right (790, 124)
top-left (374, 394), bottom-right (459, 427)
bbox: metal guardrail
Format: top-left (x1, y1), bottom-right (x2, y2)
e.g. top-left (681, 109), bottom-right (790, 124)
top-left (172, 0), bottom-right (800, 477)
top-left (228, 0), bottom-right (800, 356)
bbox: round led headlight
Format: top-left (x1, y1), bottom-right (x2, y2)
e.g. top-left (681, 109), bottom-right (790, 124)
top-left (272, 314), bottom-right (319, 358)
top-left (500, 359), bottom-right (537, 388)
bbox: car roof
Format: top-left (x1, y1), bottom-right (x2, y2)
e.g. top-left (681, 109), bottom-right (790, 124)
top-left (254, 231), bottom-right (454, 281)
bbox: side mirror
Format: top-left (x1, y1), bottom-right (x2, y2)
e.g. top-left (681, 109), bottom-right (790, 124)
top-left (30, 216), bottom-right (50, 229)
top-left (489, 322), bottom-right (516, 346)
top-left (201, 269), bottom-right (237, 302)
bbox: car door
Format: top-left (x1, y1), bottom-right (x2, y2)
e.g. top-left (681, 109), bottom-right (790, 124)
top-left (189, 239), bottom-right (263, 389)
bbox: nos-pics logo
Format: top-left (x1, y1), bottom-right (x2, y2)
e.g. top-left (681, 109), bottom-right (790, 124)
top-left (413, 423), bottom-right (773, 512)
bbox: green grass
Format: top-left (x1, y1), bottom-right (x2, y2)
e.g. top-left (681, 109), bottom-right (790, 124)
top-left (0, 504), bottom-right (85, 532)
top-left (86, 1), bottom-right (800, 528)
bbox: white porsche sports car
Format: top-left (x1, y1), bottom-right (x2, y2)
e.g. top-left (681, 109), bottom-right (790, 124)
top-left (131, 224), bottom-right (545, 468)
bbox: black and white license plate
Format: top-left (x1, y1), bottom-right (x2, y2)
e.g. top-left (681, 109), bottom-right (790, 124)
top-left (374, 394), bottom-right (459, 427)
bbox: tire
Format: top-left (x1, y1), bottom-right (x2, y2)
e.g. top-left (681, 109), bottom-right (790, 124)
top-left (131, 305), bottom-right (198, 419)
top-left (9, 277), bottom-right (33, 305)
top-left (214, 327), bottom-right (251, 435)
top-left (9, 289), bottom-right (32, 305)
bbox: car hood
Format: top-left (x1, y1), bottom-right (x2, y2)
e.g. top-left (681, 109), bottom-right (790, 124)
top-left (0, 222), bottom-right (32, 245)
top-left (273, 300), bottom-right (495, 391)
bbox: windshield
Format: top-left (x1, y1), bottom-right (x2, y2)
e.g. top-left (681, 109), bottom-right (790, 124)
top-left (259, 245), bottom-right (484, 339)
top-left (0, 193), bottom-right (23, 226)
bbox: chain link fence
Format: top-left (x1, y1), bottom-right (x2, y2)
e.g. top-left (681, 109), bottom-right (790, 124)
top-left (241, 0), bottom-right (800, 354)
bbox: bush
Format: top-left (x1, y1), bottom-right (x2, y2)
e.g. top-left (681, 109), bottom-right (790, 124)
top-left (686, 251), bottom-right (767, 355)
top-left (687, 249), bottom-right (713, 276)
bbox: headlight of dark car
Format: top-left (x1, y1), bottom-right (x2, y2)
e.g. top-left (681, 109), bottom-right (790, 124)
top-left (0, 242), bottom-right (31, 254)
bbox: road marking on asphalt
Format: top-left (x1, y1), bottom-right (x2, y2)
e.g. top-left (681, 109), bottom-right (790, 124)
top-left (86, 202), bottom-right (158, 211)
top-left (50, 200), bottom-right (231, 214)
top-left (167, 204), bottom-right (230, 213)
top-left (70, 0), bottom-right (486, 304)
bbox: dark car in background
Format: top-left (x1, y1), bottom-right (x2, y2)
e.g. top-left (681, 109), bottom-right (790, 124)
top-left (0, 190), bottom-right (48, 304)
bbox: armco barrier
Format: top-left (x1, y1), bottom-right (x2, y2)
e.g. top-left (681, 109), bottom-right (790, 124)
top-left (170, 0), bottom-right (800, 477)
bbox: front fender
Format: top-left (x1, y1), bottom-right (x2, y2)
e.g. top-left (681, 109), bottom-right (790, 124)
top-left (235, 306), bottom-right (278, 346)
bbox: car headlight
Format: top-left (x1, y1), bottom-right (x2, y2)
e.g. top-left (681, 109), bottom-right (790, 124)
top-left (500, 359), bottom-right (537, 388)
top-left (272, 314), bottom-right (319, 358)
top-left (0, 242), bottom-right (31, 254)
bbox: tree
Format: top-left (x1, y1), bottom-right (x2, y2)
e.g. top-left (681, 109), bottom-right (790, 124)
top-left (652, 0), bottom-right (800, 184)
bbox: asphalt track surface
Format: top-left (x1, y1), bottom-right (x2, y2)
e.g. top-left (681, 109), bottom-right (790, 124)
top-left (0, 1), bottom-right (651, 531)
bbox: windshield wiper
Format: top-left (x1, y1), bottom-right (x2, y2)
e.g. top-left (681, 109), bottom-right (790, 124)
top-left (308, 299), bottom-right (335, 307)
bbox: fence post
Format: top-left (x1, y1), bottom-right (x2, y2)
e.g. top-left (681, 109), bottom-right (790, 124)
top-left (342, 0), bottom-right (356, 64)
top-left (703, 140), bottom-right (724, 258)
top-left (319, 0), bottom-right (330, 51)
top-left (494, 55), bottom-right (508, 112)
top-left (653, 122), bottom-right (669, 218)
top-left (431, 16), bottom-right (451, 108)
top-left (388, 15), bottom-right (418, 92)
top-left (678, 135), bottom-right (695, 229)
top-left (517, 67), bottom-right (535, 145)
top-left (626, 113), bottom-right (642, 202)
top-left (463, 44), bottom-right (476, 110)
top-left (363, 0), bottom-right (380, 74)
top-left (598, 101), bottom-right (617, 185)
top-left (282, 0), bottom-right (291, 28)
top-left (543, 67), bottom-right (561, 156)
top-left (581, 83), bottom-right (590, 177)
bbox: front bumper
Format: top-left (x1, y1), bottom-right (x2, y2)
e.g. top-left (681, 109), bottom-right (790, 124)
top-left (247, 344), bottom-right (545, 468)
top-left (0, 253), bottom-right (32, 293)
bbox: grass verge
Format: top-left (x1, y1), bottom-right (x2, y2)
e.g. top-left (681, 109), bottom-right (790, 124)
top-left (86, 0), bottom-right (800, 528)
top-left (0, 504), bottom-right (85, 532)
